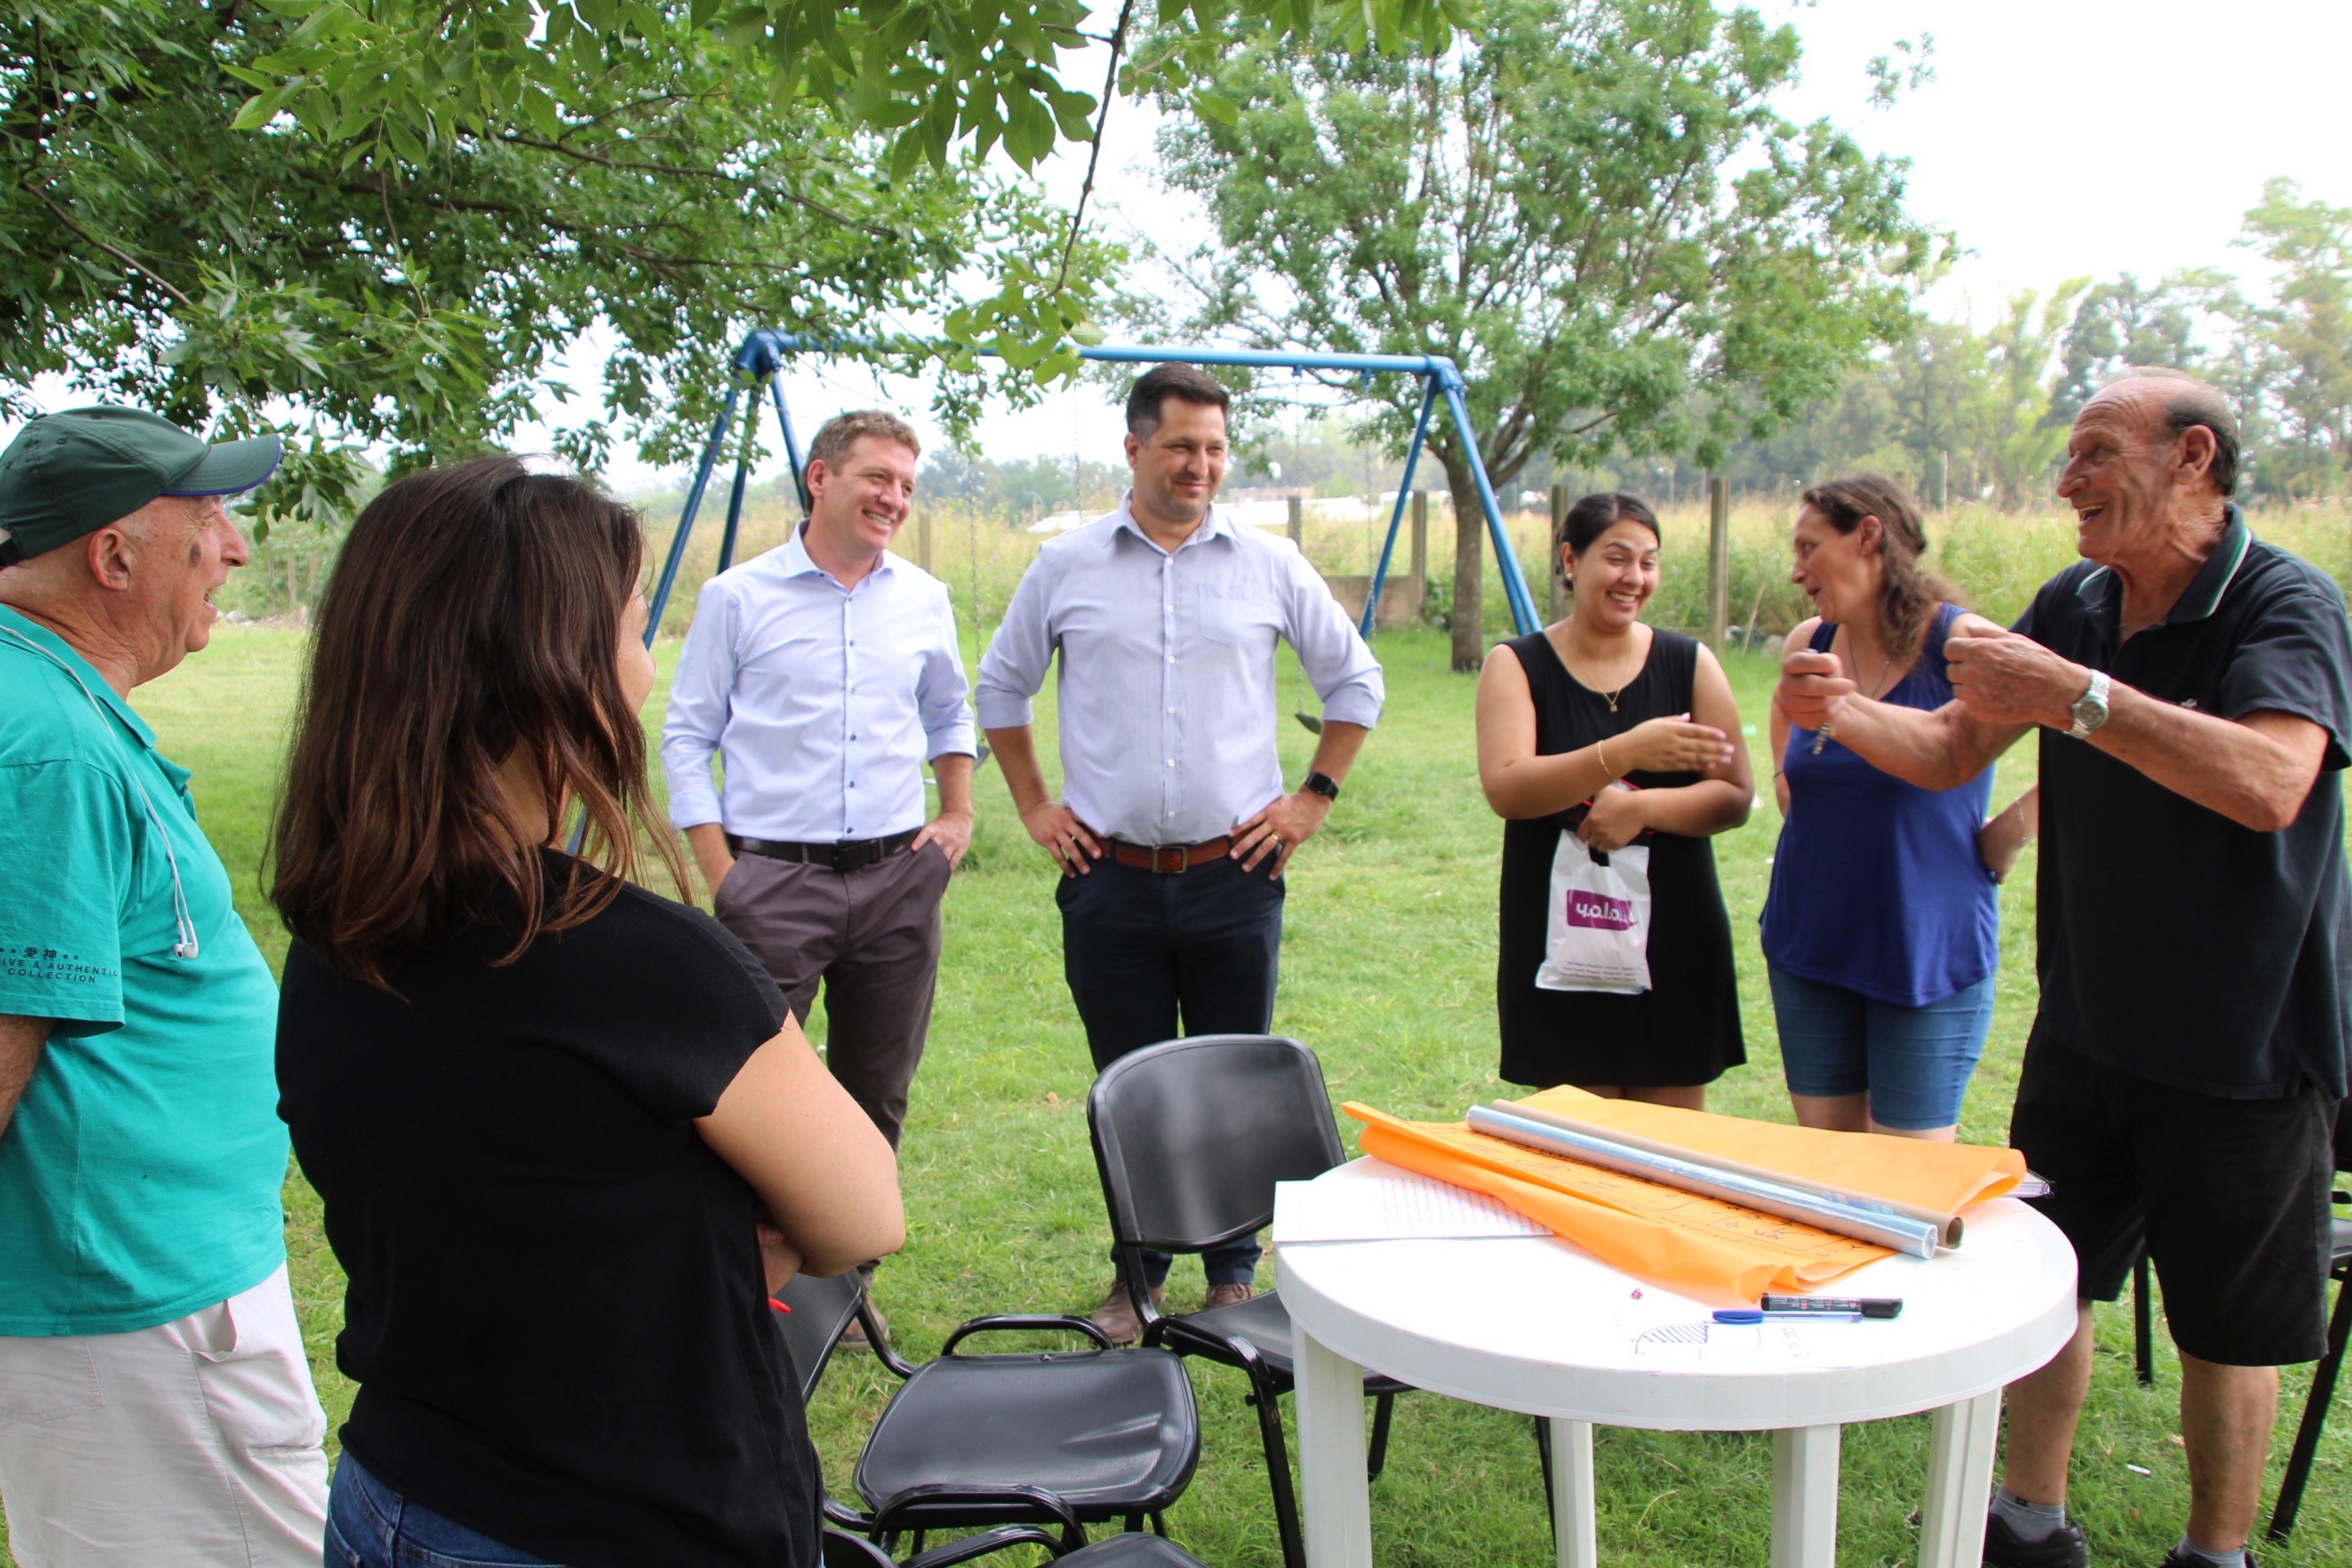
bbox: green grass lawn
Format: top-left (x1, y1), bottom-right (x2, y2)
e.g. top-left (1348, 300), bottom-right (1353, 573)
top-left (9, 620), bottom-right (2346, 1567)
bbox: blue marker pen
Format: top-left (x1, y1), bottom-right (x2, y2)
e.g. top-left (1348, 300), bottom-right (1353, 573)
top-left (1713, 1307), bottom-right (1863, 1325)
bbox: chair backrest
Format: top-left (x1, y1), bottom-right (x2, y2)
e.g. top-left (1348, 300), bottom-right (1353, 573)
top-left (1088, 1034), bottom-right (1346, 1252)
top-left (777, 1269), bottom-right (865, 1404)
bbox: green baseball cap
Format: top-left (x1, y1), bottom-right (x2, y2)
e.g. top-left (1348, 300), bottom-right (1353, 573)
top-left (0, 406), bottom-right (281, 566)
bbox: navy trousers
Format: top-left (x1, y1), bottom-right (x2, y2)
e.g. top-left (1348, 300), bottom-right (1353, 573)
top-left (1058, 851), bottom-right (1284, 1287)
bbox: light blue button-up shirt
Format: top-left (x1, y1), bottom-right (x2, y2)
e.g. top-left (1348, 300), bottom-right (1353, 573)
top-left (974, 496), bottom-right (1384, 846)
top-left (662, 530), bottom-right (974, 842)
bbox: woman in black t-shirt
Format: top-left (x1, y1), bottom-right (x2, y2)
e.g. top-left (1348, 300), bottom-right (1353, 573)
top-left (271, 458), bottom-right (904, 1568)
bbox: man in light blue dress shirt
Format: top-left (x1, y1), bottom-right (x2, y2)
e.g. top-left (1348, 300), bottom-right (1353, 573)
top-left (662, 410), bottom-right (974, 1224)
top-left (977, 364), bottom-right (1384, 1339)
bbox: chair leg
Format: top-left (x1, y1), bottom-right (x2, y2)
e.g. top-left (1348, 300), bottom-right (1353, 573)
top-left (2268, 1268), bottom-right (2352, 1542)
top-left (2133, 1252), bottom-right (2156, 1388)
top-left (1151, 1512), bottom-right (1168, 1536)
top-left (1534, 1415), bottom-right (1557, 1553)
top-left (1243, 1384), bottom-right (1308, 1568)
top-left (1366, 1391), bottom-right (1396, 1482)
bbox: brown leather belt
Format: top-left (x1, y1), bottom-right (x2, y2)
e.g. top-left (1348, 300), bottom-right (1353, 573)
top-left (727, 828), bottom-right (919, 871)
top-left (1108, 836), bottom-right (1234, 873)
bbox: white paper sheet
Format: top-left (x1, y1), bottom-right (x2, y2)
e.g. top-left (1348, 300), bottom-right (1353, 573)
top-left (1273, 1164), bottom-right (1552, 1244)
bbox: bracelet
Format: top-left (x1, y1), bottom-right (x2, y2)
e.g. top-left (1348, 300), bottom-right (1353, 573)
top-left (1596, 737), bottom-right (1616, 779)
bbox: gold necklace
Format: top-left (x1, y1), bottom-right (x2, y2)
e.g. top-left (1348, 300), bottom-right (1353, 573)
top-left (1600, 679), bottom-right (1630, 713)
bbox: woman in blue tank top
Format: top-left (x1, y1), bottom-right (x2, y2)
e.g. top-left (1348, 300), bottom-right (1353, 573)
top-left (1761, 475), bottom-right (2036, 1141)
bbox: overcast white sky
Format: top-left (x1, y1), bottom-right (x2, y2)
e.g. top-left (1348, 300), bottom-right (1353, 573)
top-left (11, 0), bottom-right (2348, 490)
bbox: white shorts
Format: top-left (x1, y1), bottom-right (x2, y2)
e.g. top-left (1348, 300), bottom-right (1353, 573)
top-left (0, 1262), bottom-right (329, 1567)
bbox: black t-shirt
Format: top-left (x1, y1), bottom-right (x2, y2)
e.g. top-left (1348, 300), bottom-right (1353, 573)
top-left (276, 851), bottom-right (812, 1567)
top-left (2014, 506), bottom-right (2352, 1099)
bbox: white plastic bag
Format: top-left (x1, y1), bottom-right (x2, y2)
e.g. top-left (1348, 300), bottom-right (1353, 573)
top-left (1534, 832), bottom-right (1653, 994)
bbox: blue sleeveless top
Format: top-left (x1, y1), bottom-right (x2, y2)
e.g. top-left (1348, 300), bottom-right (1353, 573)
top-left (1760, 603), bottom-right (1999, 1007)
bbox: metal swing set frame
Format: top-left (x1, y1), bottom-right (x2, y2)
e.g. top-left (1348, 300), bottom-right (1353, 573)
top-left (637, 327), bottom-right (1544, 642)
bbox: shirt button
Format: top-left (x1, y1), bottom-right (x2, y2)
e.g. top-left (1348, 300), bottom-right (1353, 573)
top-left (1166, 759), bottom-right (1175, 768)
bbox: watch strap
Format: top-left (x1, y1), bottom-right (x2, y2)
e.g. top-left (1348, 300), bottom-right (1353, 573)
top-left (1302, 770), bottom-right (1341, 800)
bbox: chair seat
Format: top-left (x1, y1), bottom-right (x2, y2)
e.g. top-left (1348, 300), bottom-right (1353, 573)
top-left (855, 1350), bottom-right (1199, 1521)
top-left (1063, 1534), bottom-right (1211, 1566)
top-left (2331, 1216), bottom-right (2352, 1267)
top-left (1163, 1289), bottom-right (1412, 1397)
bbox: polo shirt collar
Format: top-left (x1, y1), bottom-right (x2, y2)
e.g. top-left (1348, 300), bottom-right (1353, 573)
top-left (2072, 503), bottom-right (2251, 629)
top-left (0, 604), bottom-right (155, 749)
top-left (780, 524), bottom-right (896, 587)
top-left (1113, 492), bottom-right (1234, 553)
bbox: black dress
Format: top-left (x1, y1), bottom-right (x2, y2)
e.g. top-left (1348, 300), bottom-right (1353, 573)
top-left (1495, 628), bottom-right (1746, 1088)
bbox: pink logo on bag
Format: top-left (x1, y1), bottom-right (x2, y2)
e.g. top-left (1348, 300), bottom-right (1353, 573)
top-left (1564, 891), bottom-right (1635, 930)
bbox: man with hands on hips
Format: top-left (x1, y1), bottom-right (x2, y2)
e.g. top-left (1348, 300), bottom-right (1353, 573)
top-left (662, 410), bottom-right (973, 1340)
top-left (975, 362), bottom-right (1385, 1341)
top-left (1777, 370), bottom-right (2352, 1568)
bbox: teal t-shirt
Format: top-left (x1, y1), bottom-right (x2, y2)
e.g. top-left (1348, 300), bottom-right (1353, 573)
top-left (0, 606), bottom-right (288, 1335)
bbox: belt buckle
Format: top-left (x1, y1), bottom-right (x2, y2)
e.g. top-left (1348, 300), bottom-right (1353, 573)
top-left (836, 838), bottom-right (876, 872)
top-left (1152, 844), bottom-right (1189, 874)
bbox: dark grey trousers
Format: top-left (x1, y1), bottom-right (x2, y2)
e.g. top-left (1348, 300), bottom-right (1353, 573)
top-left (713, 841), bottom-right (952, 1151)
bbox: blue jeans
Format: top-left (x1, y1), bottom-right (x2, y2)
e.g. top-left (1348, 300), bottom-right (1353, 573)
top-left (325, 1453), bottom-right (559, 1567)
top-left (1766, 964), bottom-right (1996, 1131)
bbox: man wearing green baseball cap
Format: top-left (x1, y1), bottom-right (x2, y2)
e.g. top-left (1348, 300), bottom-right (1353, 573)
top-left (0, 407), bottom-right (330, 1564)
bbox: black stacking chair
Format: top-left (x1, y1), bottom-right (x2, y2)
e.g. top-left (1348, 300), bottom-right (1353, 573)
top-left (2267, 1103), bottom-right (2352, 1542)
top-left (823, 1519), bottom-right (1212, 1566)
top-left (1088, 1034), bottom-right (1413, 1568)
top-left (775, 1268), bottom-right (867, 1403)
top-left (839, 1312), bottom-right (1200, 1552)
top-left (783, 1272), bottom-right (1200, 1555)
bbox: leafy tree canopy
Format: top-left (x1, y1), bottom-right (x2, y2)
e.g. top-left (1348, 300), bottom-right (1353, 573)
top-left (1, 0), bottom-right (1107, 529)
top-left (1126, 0), bottom-right (1937, 665)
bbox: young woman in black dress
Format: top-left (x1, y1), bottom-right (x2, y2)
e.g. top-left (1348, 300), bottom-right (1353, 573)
top-left (1475, 492), bottom-right (1752, 1108)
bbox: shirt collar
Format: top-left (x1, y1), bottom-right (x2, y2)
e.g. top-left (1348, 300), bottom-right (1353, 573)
top-left (1113, 492), bottom-right (1236, 553)
top-left (0, 604), bottom-right (155, 749)
top-left (780, 524), bottom-right (896, 587)
top-left (2071, 503), bottom-right (2250, 627)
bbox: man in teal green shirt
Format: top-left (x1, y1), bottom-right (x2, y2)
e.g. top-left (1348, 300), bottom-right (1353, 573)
top-left (0, 408), bottom-right (328, 1564)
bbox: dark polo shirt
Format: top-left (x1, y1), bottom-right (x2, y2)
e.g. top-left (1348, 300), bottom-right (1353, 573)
top-left (2013, 505), bottom-right (2352, 1100)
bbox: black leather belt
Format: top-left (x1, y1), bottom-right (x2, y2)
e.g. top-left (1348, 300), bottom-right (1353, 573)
top-left (727, 828), bottom-right (920, 871)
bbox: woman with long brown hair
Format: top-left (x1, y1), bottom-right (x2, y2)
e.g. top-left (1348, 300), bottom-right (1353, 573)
top-left (1763, 473), bottom-right (2033, 1141)
top-left (272, 458), bottom-right (901, 1568)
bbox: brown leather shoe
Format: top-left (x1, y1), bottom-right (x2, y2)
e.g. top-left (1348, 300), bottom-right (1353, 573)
top-left (1089, 1279), bottom-right (1166, 1344)
top-left (1204, 1282), bottom-right (1255, 1311)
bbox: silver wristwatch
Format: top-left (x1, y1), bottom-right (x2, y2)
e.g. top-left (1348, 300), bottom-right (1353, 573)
top-left (2067, 669), bottom-right (2111, 740)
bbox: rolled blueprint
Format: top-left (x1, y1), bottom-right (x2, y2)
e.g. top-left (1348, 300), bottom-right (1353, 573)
top-left (1491, 1098), bottom-right (1973, 1247)
top-left (1464, 1104), bottom-right (1945, 1259)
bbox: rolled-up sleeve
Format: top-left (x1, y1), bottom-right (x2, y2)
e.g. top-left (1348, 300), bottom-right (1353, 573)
top-left (974, 553), bottom-right (1056, 730)
top-left (1282, 547), bottom-right (1385, 729)
top-left (659, 578), bottom-right (737, 830)
top-left (919, 589), bottom-right (977, 760)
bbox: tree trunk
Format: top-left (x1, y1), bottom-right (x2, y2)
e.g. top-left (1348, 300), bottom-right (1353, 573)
top-left (1441, 450), bottom-right (1486, 672)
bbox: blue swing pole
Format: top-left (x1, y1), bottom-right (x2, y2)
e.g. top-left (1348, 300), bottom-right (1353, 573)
top-left (646, 385), bottom-right (742, 644)
top-left (1436, 368), bottom-right (1542, 637)
top-left (1358, 377), bottom-right (1439, 639)
top-left (715, 385), bottom-right (762, 576)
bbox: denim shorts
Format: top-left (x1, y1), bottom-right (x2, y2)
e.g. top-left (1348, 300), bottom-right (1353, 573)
top-left (325, 1452), bottom-right (559, 1567)
top-left (1766, 964), bottom-right (1995, 1130)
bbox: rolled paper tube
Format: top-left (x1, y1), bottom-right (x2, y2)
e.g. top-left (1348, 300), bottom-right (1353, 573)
top-left (1464, 1105), bottom-right (1944, 1259)
top-left (1491, 1098), bottom-right (1968, 1248)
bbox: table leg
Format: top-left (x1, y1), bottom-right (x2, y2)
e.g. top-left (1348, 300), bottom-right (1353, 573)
top-left (1770, 1424), bottom-right (1842, 1568)
top-left (1547, 1418), bottom-right (1597, 1568)
top-left (1917, 1390), bottom-right (2003, 1568)
top-left (1294, 1324), bottom-right (1373, 1568)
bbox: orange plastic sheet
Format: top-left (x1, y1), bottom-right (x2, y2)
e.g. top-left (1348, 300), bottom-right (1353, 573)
top-left (1508, 1085), bottom-right (2027, 1219)
top-left (1344, 1104), bottom-right (1893, 1304)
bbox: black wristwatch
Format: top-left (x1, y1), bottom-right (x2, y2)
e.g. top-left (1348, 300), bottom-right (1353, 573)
top-left (1302, 770), bottom-right (1341, 800)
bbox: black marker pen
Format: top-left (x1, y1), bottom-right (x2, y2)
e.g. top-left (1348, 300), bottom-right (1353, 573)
top-left (1759, 1294), bottom-right (1902, 1319)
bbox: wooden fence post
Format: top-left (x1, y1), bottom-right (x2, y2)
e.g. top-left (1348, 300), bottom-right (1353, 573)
top-left (1410, 491), bottom-right (1428, 582)
top-left (1287, 494), bottom-right (1303, 545)
top-left (1707, 475), bottom-right (1731, 651)
top-left (916, 507), bottom-right (933, 573)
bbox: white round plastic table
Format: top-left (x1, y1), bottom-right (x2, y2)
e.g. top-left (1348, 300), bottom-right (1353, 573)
top-left (1274, 1157), bottom-right (2078, 1568)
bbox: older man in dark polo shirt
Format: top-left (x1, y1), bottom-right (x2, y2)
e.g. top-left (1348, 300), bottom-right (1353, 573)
top-left (1777, 369), bottom-right (2351, 1568)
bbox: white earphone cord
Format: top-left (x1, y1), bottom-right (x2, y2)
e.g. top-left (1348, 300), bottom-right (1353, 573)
top-left (0, 624), bottom-right (200, 959)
